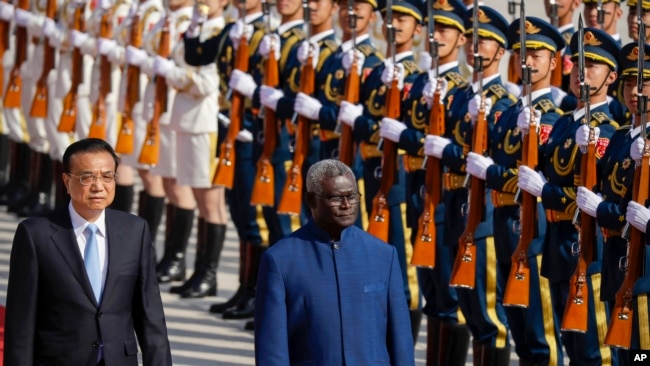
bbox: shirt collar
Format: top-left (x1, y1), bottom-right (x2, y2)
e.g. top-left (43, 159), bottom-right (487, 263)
top-left (572, 101), bottom-right (608, 121)
top-left (277, 19), bottom-right (303, 36)
top-left (630, 118), bottom-right (650, 138)
top-left (394, 51), bottom-right (413, 63)
top-left (245, 12), bottom-right (263, 24)
top-left (340, 34), bottom-right (370, 53)
top-left (471, 73), bottom-right (500, 94)
top-left (438, 61), bottom-right (459, 75)
top-left (68, 203), bottom-right (107, 238)
top-left (310, 29), bottom-right (335, 44)
top-left (522, 87), bottom-right (552, 106)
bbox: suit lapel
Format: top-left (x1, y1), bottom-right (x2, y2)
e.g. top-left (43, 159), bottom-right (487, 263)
top-left (49, 211), bottom-right (99, 306)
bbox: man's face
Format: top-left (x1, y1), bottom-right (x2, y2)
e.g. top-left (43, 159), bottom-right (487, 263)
top-left (63, 151), bottom-right (116, 221)
top-left (583, 2), bottom-right (622, 33)
top-left (627, 6), bottom-right (650, 41)
top-left (434, 24), bottom-right (465, 59)
top-left (513, 48), bottom-right (556, 84)
top-left (308, 174), bottom-right (359, 235)
top-left (309, 0), bottom-right (338, 28)
top-left (623, 77), bottom-right (650, 115)
top-left (338, 1), bottom-right (376, 36)
top-left (463, 36), bottom-right (502, 68)
top-left (277, 0), bottom-right (302, 18)
top-left (382, 12), bottom-right (421, 46)
top-left (569, 59), bottom-right (616, 98)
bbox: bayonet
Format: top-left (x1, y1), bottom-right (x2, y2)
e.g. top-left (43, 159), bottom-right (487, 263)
top-left (597, 0), bottom-right (604, 30)
top-left (428, 0), bottom-right (438, 75)
top-left (550, 0), bottom-right (558, 28)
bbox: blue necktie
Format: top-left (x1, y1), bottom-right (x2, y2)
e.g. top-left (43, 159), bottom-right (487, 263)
top-left (84, 223), bottom-right (102, 302)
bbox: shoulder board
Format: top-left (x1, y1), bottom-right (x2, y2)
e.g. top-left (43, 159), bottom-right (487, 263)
top-left (487, 84), bottom-right (508, 100)
top-left (284, 27), bottom-right (305, 40)
top-left (112, 0), bottom-right (129, 12)
top-left (225, 16), bottom-right (236, 23)
top-left (445, 71), bottom-right (467, 89)
top-left (535, 99), bottom-right (556, 114)
top-left (357, 44), bottom-right (375, 57)
top-left (139, 6), bottom-right (160, 35)
top-left (402, 60), bottom-right (419, 75)
top-left (617, 125), bottom-right (632, 131)
top-left (590, 111), bottom-right (619, 128)
top-left (176, 15), bottom-right (191, 30)
top-left (253, 20), bottom-right (265, 30)
top-left (323, 39), bottom-right (338, 52)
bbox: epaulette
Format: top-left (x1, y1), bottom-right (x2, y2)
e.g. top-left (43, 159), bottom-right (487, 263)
top-left (402, 59), bottom-right (419, 75)
top-left (445, 71), bottom-right (467, 90)
top-left (283, 27), bottom-right (305, 40)
top-left (535, 99), bottom-right (556, 114)
top-left (617, 125), bottom-right (632, 131)
top-left (591, 111), bottom-right (619, 129)
top-left (176, 15), bottom-right (191, 30)
top-left (112, 0), bottom-right (129, 13)
top-left (139, 6), bottom-right (160, 35)
top-left (323, 39), bottom-right (338, 52)
top-left (487, 83), bottom-right (508, 100)
top-left (357, 44), bottom-right (375, 57)
top-left (225, 16), bottom-right (236, 23)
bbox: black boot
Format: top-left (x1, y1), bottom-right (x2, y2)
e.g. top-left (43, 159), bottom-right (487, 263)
top-left (137, 191), bottom-right (165, 242)
top-left (17, 153), bottom-right (53, 217)
top-left (6, 145), bottom-right (34, 212)
top-left (0, 134), bottom-right (11, 186)
top-left (53, 160), bottom-right (69, 210)
top-left (178, 221), bottom-right (226, 298)
top-left (223, 245), bottom-right (262, 319)
top-left (210, 241), bottom-right (246, 314)
top-left (410, 309), bottom-right (423, 344)
top-left (158, 206), bottom-right (194, 283)
top-left (437, 321), bottom-right (470, 366)
top-left (473, 341), bottom-right (511, 366)
top-left (0, 140), bottom-right (21, 201)
top-left (109, 184), bottom-right (134, 213)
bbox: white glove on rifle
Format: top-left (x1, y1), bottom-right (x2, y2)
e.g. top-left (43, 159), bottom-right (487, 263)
top-left (576, 186), bottom-right (603, 218)
top-left (338, 101), bottom-right (363, 128)
top-left (125, 45), bottom-right (148, 66)
top-left (466, 152), bottom-right (494, 180)
top-left (13, 8), bottom-right (31, 27)
top-left (575, 124), bottom-right (600, 148)
top-left (258, 34), bottom-right (281, 59)
top-left (630, 136), bottom-right (646, 162)
top-left (228, 69), bottom-right (257, 99)
top-left (381, 60), bottom-right (404, 90)
top-left (626, 201), bottom-right (650, 233)
top-left (42, 17), bottom-right (57, 38)
top-left (517, 165), bottom-right (546, 197)
top-left (517, 106), bottom-right (541, 134)
top-left (418, 50), bottom-right (432, 71)
top-left (236, 129), bottom-right (254, 143)
top-left (70, 29), bottom-right (89, 48)
top-left (97, 37), bottom-right (116, 56)
top-left (153, 56), bottom-right (175, 77)
top-left (260, 85), bottom-right (283, 111)
top-left (294, 92), bottom-right (322, 120)
top-left (423, 77), bottom-right (448, 109)
top-left (297, 40), bottom-right (319, 68)
top-left (0, 2), bottom-right (14, 21)
top-left (379, 117), bottom-right (406, 142)
top-left (423, 134), bottom-right (450, 159)
top-left (342, 49), bottom-right (364, 76)
top-left (229, 19), bottom-right (253, 49)
top-left (468, 94), bottom-right (492, 125)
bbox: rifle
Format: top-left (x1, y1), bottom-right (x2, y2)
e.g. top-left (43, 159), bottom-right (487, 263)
top-left (59, 6), bottom-right (85, 132)
top-left (561, 16), bottom-right (597, 333)
top-left (213, 0), bottom-right (248, 188)
top-left (139, 17), bottom-right (170, 165)
top-left (277, 0), bottom-right (313, 216)
top-left (549, 0), bottom-right (562, 88)
top-left (115, 4), bottom-right (141, 154)
top-left (506, 0), bottom-right (519, 84)
top-left (597, 0), bottom-right (604, 30)
top-left (3, 0), bottom-right (29, 108)
top-left (449, 0), bottom-right (486, 289)
top-left (411, 0), bottom-right (438, 267)
top-left (503, 3), bottom-right (535, 307)
top-left (0, 0), bottom-right (9, 98)
top-left (604, 10), bottom-right (648, 349)
top-left (88, 11), bottom-right (113, 140)
top-left (336, 0), bottom-right (358, 167)
top-left (250, 0), bottom-right (278, 206)
top-left (30, 0), bottom-right (57, 118)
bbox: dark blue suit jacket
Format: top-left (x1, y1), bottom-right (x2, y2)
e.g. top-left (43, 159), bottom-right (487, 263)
top-left (254, 220), bottom-right (415, 365)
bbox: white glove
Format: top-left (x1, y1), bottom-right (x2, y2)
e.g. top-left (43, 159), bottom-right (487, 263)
top-left (294, 92), bottom-right (322, 120)
top-left (258, 34), bottom-right (281, 60)
top-left (466, 152), bottom-right (494, 180)
top-left (338, 101), bottom-right (363, 128)
top-left (297, 40), bottom-right (319, 68)
top-left (0, 2), bottom-right (14, 21)
top-left (517, 165), bottom-right (546, 197)
top-left (97, 37), bottom-right (116, 56)
top-left (125, 45), bottom-right (148, 66)
top-left (229, 20), bottom-right (253, 48)
top-left (630, 136), bottom-right (646, 162)
top-left (423, 77), bottom-right (448, 109)
top-left (516, 106), bottom-right (542, 134)
top-left (153, 56), bottom-right (175, 77)
top-left (99, 0), bottom-right (112, 10)
top-left (218, 113), bottom-right (231, 127)
top-left (576, 186), bottom-right (603, 218)
top-left (468, 94), bottom-right (492, 125)
top-left (42, 17), bottom-right (57, 38)
top-left (342, 49), bottom-right (364, 76)
top-left (236, 129), bottom-right (254, 143)
top-left (575, 125), bottom-right (600, 147)
top-left (626, 201), bottom-right (650, 233)
top-left (424, 134), bottom-right (451, 159)
top-left (380, 117), bottom-right (406, 142)
top-left (260, 85), bottom-right (283, 111)
top-left (418, 50), bottom-right (432, 71)
top-left (229, 69), bottom-right (257, 99)
top-left (14, 8), bottom-right (32, 27)
top-left (70, 29), bottom-right (89, 48)
top-left (381, 60), bottom-right (404, 90)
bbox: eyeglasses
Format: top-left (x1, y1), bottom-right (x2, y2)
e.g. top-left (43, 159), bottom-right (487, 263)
top-left (313, 192), bottom-right (361, 206)
top-left (67, 172), bottom-right (117, 185)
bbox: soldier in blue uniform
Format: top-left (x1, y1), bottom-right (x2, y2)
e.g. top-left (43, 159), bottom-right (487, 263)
top-left (466, 16), bottom-right (565, 366)
top-left (627, 0), bottom-right (650, 42)
top-left (398, 0), bottom-right (471, 364)
top-left (518, 27), bottom-right (621, 366)
top-left (423, 5), bottom-right (516, 364)
top-left (544, 0), bottom-right (579, 104)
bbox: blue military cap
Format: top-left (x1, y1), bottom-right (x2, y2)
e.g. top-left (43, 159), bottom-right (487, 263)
top-left (463, 5), bottom-right (509, 49)
top-left (628, 0), bottom-right (650, 9)
top-left (421, 0), bottom-right (466, 33)
top-left (508, 17), bottom-right (565, 54)
top-left (583, 0), bottom-right (622, 3)
top-left (380, 0), bottom-right (423, 22)
top-left (618, 42), bottom-right (650, 79)
top-left (569, 27), bottom-right (621, 70)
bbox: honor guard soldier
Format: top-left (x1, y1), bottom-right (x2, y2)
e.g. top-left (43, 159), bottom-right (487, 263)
top-left (518, 27), bottom-right (620, 366)
top-left (423, 5), bottom-right (516, 364)
top-left (466, 16), bottom-right (565, 366)
top-left (627, 0), bottom-right (650, 42)
top-left (544, 0), bottom-right (579, 104)
top-left (400, 0), bottom-right (472, 364)
top-left (0, 0), bottom-right (16, 206)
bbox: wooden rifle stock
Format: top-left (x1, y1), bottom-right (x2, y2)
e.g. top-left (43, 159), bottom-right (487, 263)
top-left (561, 134), bottom-right (597, 332)
top-left (139, 18), bottom-right (169, 166)
top-left (59, 7), bottom-right (85, 132)
top-left (88, 12), bottom-right (113, 140)
top-left (213, 35), bottom-right (249, 188)
top-left (338, 56), bottom-right (360, 166)
top-left (605, 141), bottom-right (650, 348)
top-left (277, 52), bottom-right (315, 215)
top-left (550, 51), bottom-right (562, 88)
top-left (30, 0), bottom-right (57, 118)
top-left (367, 78), bottom-right (400, 242)
top-left (503, 112), bottom-right (539, 307)
top-left (4, 0), bottom-right (29, 108)
top-left (507, 52), bottom-right (518, 84)
top-left (411, 83), bottom-right (443, 267)
top-left (0, 2), bottom-right (10, 98)
top-left (250, 42), bottom-right (279, 206)
top-left (449, 102), bottom-right (487, 289)
top-left (115, 12), bottom-right (142, 154)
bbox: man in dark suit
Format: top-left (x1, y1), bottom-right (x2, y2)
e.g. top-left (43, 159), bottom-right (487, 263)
top-left (254, 159), bottom-right (415, 365)
top-left (4, 138), bottom-right (172, 366)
